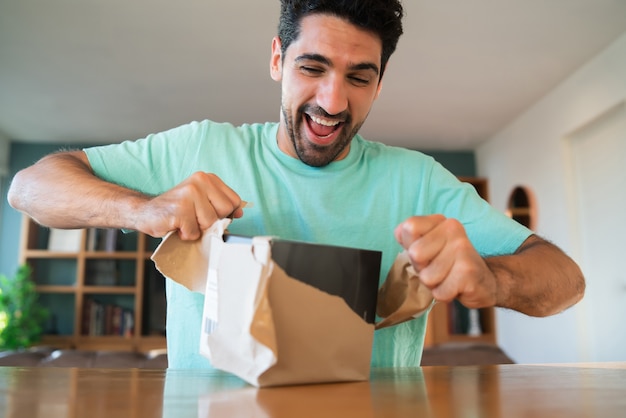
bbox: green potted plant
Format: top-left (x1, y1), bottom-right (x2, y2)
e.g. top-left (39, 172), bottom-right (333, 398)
top-left (0, 264), bottom-right (49, 350)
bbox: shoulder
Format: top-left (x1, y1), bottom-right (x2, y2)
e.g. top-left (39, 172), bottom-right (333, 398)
top-left (357, 137), bottom-right (432, 159)
top-left (353, 137), bottom-right (476, 202)
top-left (354, 136), bottom-right (438, 171)
top-left (110, 120), bottom-right (277, 157)
top-left (84, 120), bottom-right (277, 181)
top-left (160, 120), bottom-right (275, 141)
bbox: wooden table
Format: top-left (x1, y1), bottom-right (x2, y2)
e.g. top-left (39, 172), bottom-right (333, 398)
top-left (0, 364), bottom-right (624, 417)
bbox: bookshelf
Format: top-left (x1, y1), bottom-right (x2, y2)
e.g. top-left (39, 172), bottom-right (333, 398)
top-left (423, 177), bottom-right (497, 347)
top-left (19, 216), bottom-right (166, 353)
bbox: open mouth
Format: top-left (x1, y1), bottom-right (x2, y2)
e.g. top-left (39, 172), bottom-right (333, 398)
top-left (305, 114), bottom-right (344, 144)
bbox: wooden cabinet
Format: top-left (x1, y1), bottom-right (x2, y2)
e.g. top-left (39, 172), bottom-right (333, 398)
top-left (19, 216), bottom-right (166, 353)
top-left (423, 177), bottom-right (497, 347)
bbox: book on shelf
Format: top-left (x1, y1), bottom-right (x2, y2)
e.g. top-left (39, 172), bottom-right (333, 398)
top-left (82, 298), bottom-right (134, 337)
top-left (448, 299), bottom-right (469, 335)
top-left (48, 228), bottom-right (83, 252)
top-left (85, 260), bottom-right (119, 286)
top-left (447, 300), bottom-right (482, 335)
top-left (467, 308), bottom-right (482, 336)
top-left (142, 263), bottom-right (167, 336)
top-left (86, 228), bottom-right (119, 252)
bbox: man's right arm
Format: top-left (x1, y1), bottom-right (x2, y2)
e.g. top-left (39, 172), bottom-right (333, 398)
top-left (8, 150), bottom-right (243, 240)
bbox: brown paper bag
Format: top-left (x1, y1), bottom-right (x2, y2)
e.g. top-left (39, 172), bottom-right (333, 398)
top-left (152, 219), bottom-right (373, 387)
top-left (375, 251), bottom-right (435, 329)
top-left (152, 220), bottom-right (435, 386)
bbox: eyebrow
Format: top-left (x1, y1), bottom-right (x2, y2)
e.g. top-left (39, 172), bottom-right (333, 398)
top-left (295, 53), bottom-right (380, 76)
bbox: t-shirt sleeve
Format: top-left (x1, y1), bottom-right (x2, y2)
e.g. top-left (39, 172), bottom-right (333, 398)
top-left (425, 161), bottom-right (532, 256)
top-left (84, 121), bottom-right (210, 196)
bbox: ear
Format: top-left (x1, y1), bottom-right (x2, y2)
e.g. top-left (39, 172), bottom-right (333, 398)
top-left (374, 79), bottom-right (383, 100)
top-left (270, 36), bottom-right (283, 82)
top-left (374, 64), bottom-right (387, 100)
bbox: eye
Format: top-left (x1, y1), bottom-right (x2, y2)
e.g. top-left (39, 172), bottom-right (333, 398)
top-left (348, 75), bottom-right (371, 86)
top-left (300, 66), bottom-right (324, 76)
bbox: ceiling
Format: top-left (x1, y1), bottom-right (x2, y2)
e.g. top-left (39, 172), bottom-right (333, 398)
top-left (1, 0), bottom-right (626, 151)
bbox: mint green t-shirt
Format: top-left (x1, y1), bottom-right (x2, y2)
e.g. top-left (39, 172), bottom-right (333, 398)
top-left (85, 120), bottom-right (531, 369)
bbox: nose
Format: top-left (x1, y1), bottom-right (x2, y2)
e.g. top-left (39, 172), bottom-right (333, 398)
top-left (316, 75), bottom-right (348, 116)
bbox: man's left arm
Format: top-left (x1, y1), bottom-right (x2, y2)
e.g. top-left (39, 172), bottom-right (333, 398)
top-left (486, 234), bottom-right (585, 316)
top-left (396, 215), bottom-right (585, 317)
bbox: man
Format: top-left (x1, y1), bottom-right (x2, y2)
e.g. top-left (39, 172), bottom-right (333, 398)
top-left (8, 0), bottom-right (584, 368)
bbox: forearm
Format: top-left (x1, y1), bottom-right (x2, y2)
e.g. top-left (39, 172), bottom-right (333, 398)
top-left (487, 235), bottom-right (585, 317)
top-left (8, 150), bottom-right (148, 230)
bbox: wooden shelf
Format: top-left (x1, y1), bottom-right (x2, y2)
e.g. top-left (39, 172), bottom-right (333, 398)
top-left (23, 250), bottom-right (80, 258)
top-left (35, 285), bottom-right (76, 293)
top-left (509, 208), bottom-right (531, 215)
top-left (82, 286), bottom-right (137, 295)
top-left (20, 216), bottom-right (167, 353)
top-left (84, 252), bottom-right (140, 259)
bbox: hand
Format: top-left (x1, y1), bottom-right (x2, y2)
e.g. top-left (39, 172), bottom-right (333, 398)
top-left (137, 172), bottom-right (243, 240)
top-left (394, 215), bottom-right (497, 309)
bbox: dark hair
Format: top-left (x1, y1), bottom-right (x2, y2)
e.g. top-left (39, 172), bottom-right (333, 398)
top-left (278, 0), bottom-right (404, 78)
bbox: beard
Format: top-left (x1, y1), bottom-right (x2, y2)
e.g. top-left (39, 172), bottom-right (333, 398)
top-left (282, 103), bottom-right (364, 167)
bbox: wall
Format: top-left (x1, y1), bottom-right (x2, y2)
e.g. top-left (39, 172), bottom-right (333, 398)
top-left (422, 150), bottom-right (476, 177)
top-left (476, 32), bottom-right (626, 363)
top-left (0, 135), bottom-right (10, 274)
top-left (0, 134), bottom-right (9, 177)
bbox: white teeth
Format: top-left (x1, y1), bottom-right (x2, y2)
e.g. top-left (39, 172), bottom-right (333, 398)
top-left (310, 115), bottom-right (340, 127)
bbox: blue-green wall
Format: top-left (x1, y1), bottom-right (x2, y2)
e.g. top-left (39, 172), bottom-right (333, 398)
top-left (422, 150), bottom-right (476, 177)
top-left (0, 142), bottom-right (476, 277)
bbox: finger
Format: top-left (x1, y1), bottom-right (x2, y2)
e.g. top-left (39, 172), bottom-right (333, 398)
top-left (177, 202), bottom-right (211, 240)
top-left (427, 271), bottom-right (458, 303)
top-left (428, 253), bottom-right (480, 304)
top-left (207, 192), bottom-right (240, 219)
top-left (395, 214), bottom-right (446, 249)
top-left (406, 224), bottom-right (449, 278)
top-left (229, 207), bottom-right (244, 219)
top-left (422, 221), bottom-right (482, 302)
top-left (419, 250), bottom-right (456, 300)
top-left (201, 173), bottom-right (242, 219)
top-left (149, 172), bottom-right (242, 240)
top-left (182, 172), bottom-right (240, 229)
top-left (228, 201), bottom-right (252, 219)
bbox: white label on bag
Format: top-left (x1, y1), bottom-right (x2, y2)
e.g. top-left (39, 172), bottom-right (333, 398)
top-left (204, 267), bottom-right (219, 334)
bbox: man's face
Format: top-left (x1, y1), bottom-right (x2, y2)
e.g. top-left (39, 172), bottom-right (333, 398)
top-left (270, 14), bottom-right (383, 167)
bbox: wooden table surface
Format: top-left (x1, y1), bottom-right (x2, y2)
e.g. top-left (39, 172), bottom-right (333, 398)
top-left (1, 363), bottom-right (624, 417)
